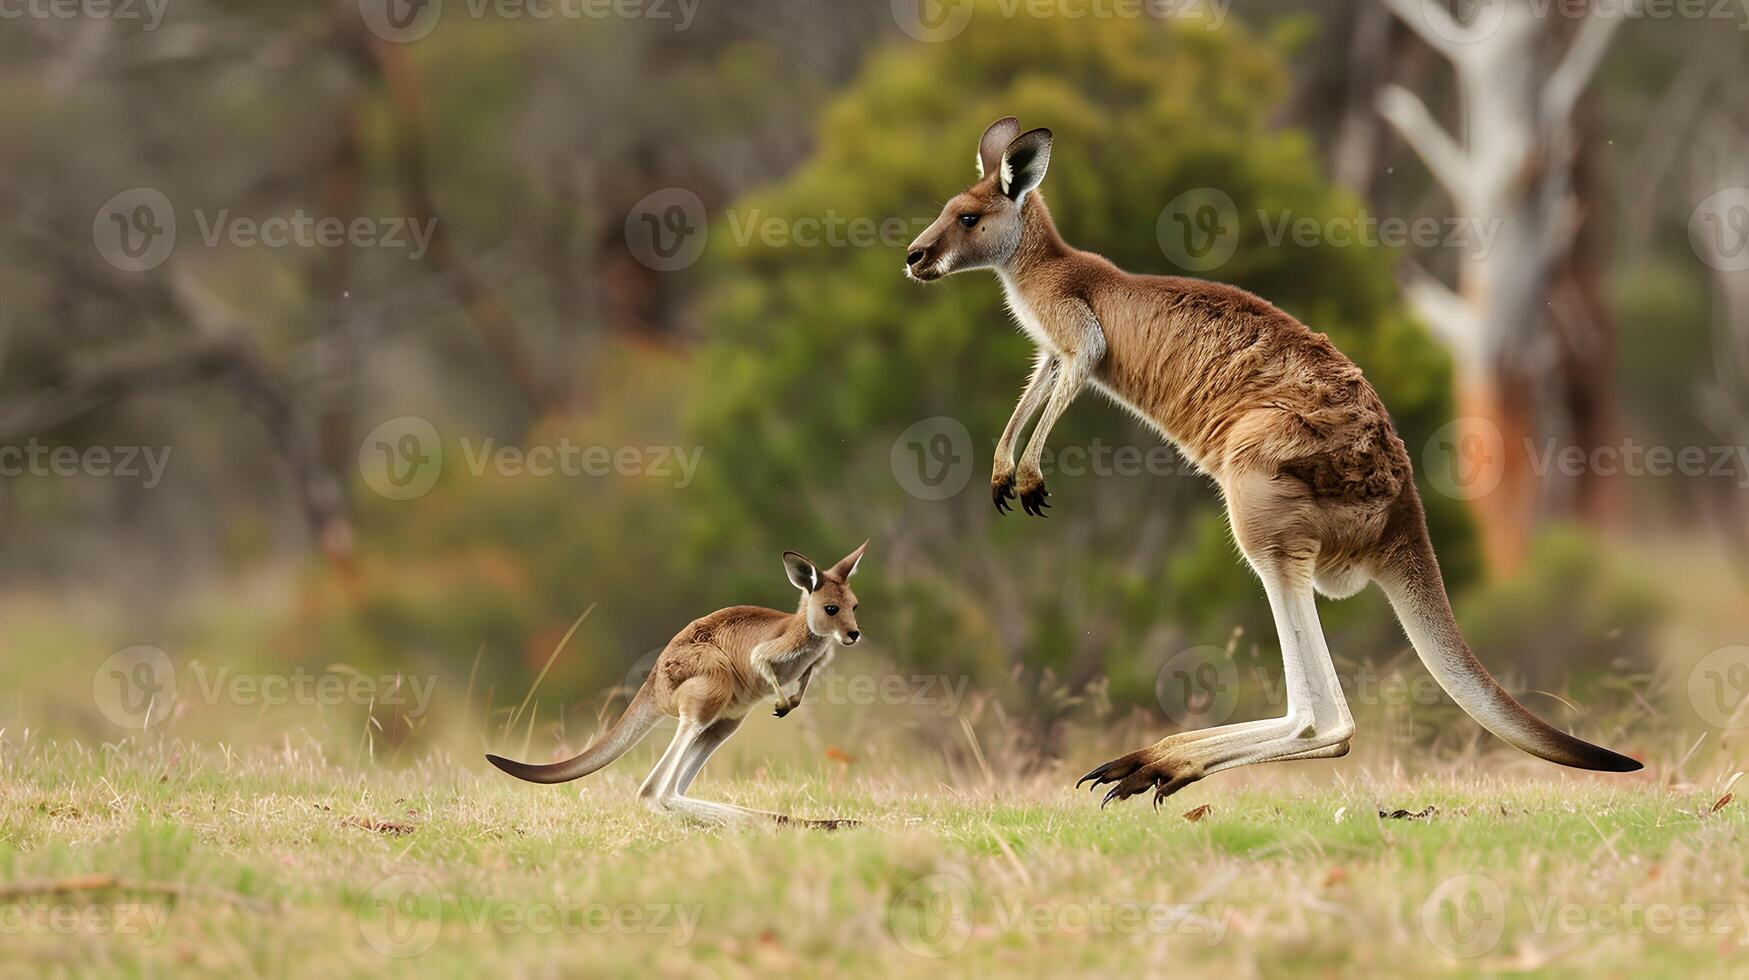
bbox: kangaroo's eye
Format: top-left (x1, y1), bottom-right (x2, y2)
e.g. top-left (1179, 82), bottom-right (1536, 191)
top-left (824, 604), bottom-right (840, 616)
top-left (958, 213), bottom-right (979, 229)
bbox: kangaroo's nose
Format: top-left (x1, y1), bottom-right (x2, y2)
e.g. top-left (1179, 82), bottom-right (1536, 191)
top-left (846, 630), bottom-right (860, 643)
top-left (905, 249), bottom-right (926, 267)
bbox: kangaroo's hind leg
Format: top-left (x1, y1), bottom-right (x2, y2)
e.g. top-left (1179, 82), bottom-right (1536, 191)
top-left (656, 715), bottom-right (856, 830)
top-left (1081, 470), bottom-right (1357, 805)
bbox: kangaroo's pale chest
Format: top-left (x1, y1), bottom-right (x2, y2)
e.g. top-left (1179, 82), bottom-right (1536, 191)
top-left (997, 274), bottom-right (1057, 352)
top-left (754, 637), bottom-right (831, 683)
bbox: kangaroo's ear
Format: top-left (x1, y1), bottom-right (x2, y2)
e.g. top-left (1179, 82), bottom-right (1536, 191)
top-left (977, 116), bottom-right (1021, 180)
top-left (1000, 128), bottom-right (1053, 202)
top-left (830, 541), bottom-right (868, 579)
top-left (783, 551), bottom-right (820, 592)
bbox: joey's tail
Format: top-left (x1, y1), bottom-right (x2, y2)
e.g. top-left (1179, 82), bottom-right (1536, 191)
top-left (486, 682), bottom-right (662, 784)
top-left (1375, 496), bottom-right (1641, 773)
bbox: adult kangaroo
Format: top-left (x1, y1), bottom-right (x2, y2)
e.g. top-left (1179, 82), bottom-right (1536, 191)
top-left (904, 117), bottom-right (1640, 806)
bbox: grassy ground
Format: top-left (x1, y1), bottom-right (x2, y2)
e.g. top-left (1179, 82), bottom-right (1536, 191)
top-left (2, 541), bottom-right (1744, 978)
top-left (2, 732), bottom-right (1745, 979)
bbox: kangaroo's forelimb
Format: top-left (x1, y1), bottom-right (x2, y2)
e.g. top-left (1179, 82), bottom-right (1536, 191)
top-left (993, 351), bottom-right (1057, 513)
top-left (1007, 303), bottom-right (1103, 517)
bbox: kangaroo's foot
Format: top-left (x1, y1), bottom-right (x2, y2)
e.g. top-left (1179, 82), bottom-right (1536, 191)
top-left (1077, 746), bottom-right (1207, 808)
top-left (657, 793), bottom-right (855, 830)
top-left (992, 469), bottom-right (1017, 514)
top-left (1079, 720), bottom-right (1354, 808)
top-left (1015, 470), bottom-right (1050, 517)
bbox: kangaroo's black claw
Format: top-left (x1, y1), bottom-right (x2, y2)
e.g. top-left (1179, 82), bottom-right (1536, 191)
top-left (992, 473), bottom-right (1016, 514)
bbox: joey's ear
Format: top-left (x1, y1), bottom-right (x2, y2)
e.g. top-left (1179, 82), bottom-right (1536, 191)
top-left (977, 116), bottom-right (1021, 180)
top-left (782, 551), bottom-right (820, 592)
top-left (829, 541), bottom-right (868, 579)
top-left (1000, 128), bottom-right (1053, 202)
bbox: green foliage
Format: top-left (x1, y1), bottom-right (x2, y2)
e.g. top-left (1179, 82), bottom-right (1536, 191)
top-left (1455, 526), bottom-right (1662, 697)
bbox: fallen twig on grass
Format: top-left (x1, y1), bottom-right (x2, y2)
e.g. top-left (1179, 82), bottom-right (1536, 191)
top-left (0, 874), bottom-right (275, 912)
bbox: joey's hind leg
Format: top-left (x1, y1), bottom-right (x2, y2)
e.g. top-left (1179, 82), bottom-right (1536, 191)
top-left (655, 715), bottom-right (856, 830)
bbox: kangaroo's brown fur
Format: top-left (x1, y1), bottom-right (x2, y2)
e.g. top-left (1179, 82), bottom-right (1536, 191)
top-left (906, 118), bottom-right (1639, 806)
top-left (486, 544), bottom-right (866, 827)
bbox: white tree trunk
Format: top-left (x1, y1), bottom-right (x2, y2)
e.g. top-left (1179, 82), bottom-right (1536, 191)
top-left (1376, 0), bottom-right (1629, 572)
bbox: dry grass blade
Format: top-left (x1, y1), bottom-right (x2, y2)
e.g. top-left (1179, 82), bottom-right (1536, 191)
top-left (508, 604), bottom-right (596, 734)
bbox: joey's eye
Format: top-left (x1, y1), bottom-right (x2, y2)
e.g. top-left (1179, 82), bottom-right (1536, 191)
top-left (958, 214), bottom-right (979, 229)
top-left (824, 605), bottom-right (840, 616)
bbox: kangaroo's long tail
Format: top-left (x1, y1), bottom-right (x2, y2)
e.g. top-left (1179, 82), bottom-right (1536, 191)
top-left (1374, 494), bottom-right (1640, 773)
top-left (486, 681), bottom-right (663, 784)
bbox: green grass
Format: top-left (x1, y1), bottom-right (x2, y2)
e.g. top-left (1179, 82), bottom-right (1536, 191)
top-left (2, 734), bottom-right (1745, 978)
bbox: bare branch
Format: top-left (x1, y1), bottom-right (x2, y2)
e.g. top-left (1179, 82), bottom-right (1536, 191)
top-left (1541, 3), bottom-right (1630, 126)
top-left (1378, 0), bottom-right (1462, 63)
top-left (0, 337), bottom-right (239, 441)
top-left (1399, 259), bottom-right (1480, 360)
top-left (1377, 84), bottom-right (1473, 207)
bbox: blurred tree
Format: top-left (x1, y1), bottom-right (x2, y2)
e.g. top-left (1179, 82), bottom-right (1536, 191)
top-left (1377, 0), bottom-right (1630, 574)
